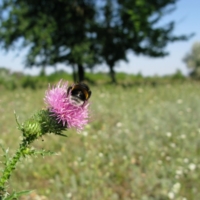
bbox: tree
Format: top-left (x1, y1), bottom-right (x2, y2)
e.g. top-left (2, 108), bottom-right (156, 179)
top-left (183, 42), bottom-right (200, 79)
top-left (0, 0), bottom-right (193, 83)
top-left (0, 0), bottom-right (97, 82)
top-left (95, 0), bottom-right (193, 83)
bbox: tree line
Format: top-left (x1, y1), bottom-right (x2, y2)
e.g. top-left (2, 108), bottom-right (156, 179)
top-left (0, 0), bottom-right (193, 82)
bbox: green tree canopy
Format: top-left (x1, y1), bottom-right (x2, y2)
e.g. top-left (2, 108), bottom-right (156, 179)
top-left (183, 42), bottom-right (200, 79)
top-left (0, 0), bottom-right (193, 82)
top-left (95, 0), bottom-right (193, 82)
top-left (0, 0), bottom-right (98, 81)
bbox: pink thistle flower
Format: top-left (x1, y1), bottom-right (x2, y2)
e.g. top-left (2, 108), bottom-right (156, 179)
top-left (44, 81), bottom-right (90, 131)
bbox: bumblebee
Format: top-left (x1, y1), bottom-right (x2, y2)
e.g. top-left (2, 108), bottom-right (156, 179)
top-left (67, 82), bottom-right (91, 106)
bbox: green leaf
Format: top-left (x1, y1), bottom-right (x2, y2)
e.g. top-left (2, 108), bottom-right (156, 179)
top-left (3, 190), bottom-right (33, 200)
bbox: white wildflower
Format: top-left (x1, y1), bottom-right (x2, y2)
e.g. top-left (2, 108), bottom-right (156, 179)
top-left (188, 163), bottom-right (196, 171)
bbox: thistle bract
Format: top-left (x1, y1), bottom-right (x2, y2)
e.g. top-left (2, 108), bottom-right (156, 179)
top-left (21, 110), bottom-right (66, 140)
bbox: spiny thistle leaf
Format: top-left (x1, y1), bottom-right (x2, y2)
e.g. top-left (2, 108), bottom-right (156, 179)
top-left (3, 190), bottom-right (33, 200)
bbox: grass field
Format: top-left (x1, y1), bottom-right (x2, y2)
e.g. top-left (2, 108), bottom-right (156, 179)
top-left (0, 81), bottom-right (200, 200)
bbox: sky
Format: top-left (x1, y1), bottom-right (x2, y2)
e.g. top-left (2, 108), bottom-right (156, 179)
top-left (0, 0), bottom-right (199, 76)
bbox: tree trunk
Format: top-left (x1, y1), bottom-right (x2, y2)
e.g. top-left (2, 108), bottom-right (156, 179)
top-left (72, 64), bottom-right (77, 82)
top-left (78, 64), bottom-right (85, 82)
top-left (109, 65), bottom-right (116, 83)
top-left (40, 66), bottom-right (46, 76)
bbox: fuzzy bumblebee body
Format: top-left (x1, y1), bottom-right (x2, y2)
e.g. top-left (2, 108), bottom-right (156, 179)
top-left (67, 83), bottom-right (91, 106)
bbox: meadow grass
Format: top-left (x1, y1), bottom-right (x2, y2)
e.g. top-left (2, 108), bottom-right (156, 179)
top-left (0, 81), bottom-right (200, 200)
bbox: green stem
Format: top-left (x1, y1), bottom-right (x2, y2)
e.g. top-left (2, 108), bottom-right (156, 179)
top-left (0, 140), bottom-right (28, 194)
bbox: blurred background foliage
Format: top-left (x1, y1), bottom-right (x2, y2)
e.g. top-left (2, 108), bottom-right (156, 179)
top-left (183, 42), bottom-right (200, 79)
top-left (0, 66), bottom-right (189, 90)
top-left (0, 0), bottom-right (193, 83)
